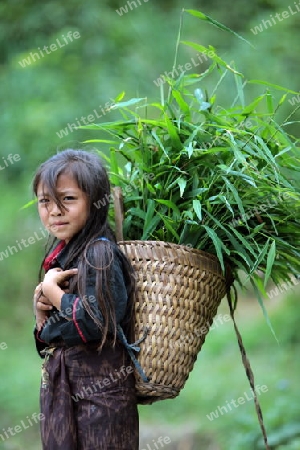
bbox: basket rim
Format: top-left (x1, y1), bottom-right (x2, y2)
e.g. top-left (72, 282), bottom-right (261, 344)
top-left (118, 239), bottom-right (219, 260)
top-left (117, 239), bottom-right (234, 284)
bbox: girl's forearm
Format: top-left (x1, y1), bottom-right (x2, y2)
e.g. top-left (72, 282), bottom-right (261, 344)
top-left (42, 284), bottom-right (64, 310)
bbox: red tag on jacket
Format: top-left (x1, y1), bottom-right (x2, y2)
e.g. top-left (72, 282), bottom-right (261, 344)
top-left (43, 241), bottom-right (66, 272)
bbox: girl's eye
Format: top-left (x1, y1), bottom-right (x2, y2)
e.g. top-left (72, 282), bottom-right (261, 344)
top-left (38, 198), bottom-right (49, 204)
top-left (63, 196), bottom-right (75, 201)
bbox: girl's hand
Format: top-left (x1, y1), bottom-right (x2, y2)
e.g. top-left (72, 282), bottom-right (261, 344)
top-left (33, 283), bottom-right (53, 331)
top-left (41, 268), bottom-right (78, 310)
top-left (42, 268), bottom-right (77, 296)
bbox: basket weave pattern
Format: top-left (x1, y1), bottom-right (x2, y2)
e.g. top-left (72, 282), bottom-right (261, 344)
top-left (118, 240), bottom-right (228, 404)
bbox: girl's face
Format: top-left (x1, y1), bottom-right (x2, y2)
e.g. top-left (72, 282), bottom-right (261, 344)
top-left (37, 173), bottom-right (89, 243)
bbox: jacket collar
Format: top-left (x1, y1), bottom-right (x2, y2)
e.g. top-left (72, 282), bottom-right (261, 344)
top-left (43, 238), bottom-right (77, 271)
top-left (44, 235), bottom-right (112, 271)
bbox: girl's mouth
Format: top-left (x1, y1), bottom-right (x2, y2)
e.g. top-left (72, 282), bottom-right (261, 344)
top-left (51, 222), bottom-right (69, 228)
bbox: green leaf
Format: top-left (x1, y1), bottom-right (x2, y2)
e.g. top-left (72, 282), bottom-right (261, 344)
top-left (83, 139), bottom-right (118, 144)
top-left (247, 238), bottom-right (271, 279)
top-left (182, 41), bottom-right (243, 76)
top-left (172, 90), bottom-right (190, 115)
top-left (184, 141), bottom-right (194, 158)
top-left (193, 199), bottom-right (202, 221)
top-left (248, 80), bottom-right (299, 95)
top-left (184, 9), bottom-right (253, 47)
top-left (151, 129), bottom-right (170, 160)
top-left (251, 280), bottom-right (278, 342)
top-left (264, 241), bottom-right (276, 288)
top-left (234, 71), bottom-right (245, 107)
top-left (129, 207), bottom-right (146, 220)
top-left (115, 91), bottom-right (125, 102)
top-left (155, 199), bottom-right (181, 218)
top-left (95, 150), bottom-right (111, 163)
top-left (141, 215), bottom-right (161, 240)
top-left (164, 114), bottom-right (182, 149)
top-left (111, 97), bottom-right (146, 109)
top-left (266, 90), bottom-right (274, 114)
top-left (142, 199), bottom-right (156, 239)
top-left (202, 225), bottom-right (226, 272)
top-left (222, 177), bottom-right (247, 220)
top-left (177, 178), bottom-right (187, 197)
top-left (109, 149), bottom-right (120, 185)
top-left (20, 199), bottom-right (37, 210)
top-left (242, 94), bottom-right (265, 115)
top-left (158, 214), bottom-right (180, 241)
top-left (230, 227), bottom-right (258, 259)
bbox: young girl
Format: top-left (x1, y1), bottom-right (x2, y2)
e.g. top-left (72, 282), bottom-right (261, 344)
top-left (32, 149), bottom-right (139, 449)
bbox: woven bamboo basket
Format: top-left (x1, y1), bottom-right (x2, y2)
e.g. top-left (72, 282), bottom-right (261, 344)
top-left (118, 239), bottom-right (231, 405)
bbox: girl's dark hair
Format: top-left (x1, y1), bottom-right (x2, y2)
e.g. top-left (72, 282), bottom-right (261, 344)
top-left (33, 149), bottom-right (135, 347)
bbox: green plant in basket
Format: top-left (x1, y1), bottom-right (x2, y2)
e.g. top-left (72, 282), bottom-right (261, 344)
top-left (81, 12), bottom-right (300, 311)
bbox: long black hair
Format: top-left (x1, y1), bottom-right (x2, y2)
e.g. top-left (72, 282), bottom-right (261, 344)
top-left (33, 149), bottom-right (135, 347)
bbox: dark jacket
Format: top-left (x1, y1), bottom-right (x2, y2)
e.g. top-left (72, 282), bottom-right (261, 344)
top-left (34, 239), bottom-right (129, 357)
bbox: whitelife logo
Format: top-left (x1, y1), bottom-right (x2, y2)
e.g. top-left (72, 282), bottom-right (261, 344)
top-left (116, 0), bottom-right (150, 16)
top-left (153, 50), bottom-right (215, 87)
top-left (251, 2), bottom-right (300, 35)
top-left (18, 31), bottom-right (80, 68)
top-left (0, 413), bottom-right (44, 443)
top-left (206, 385), bottom-right (268, 421)
top-left (288, 93), bottom-right (300, 106)
top-left (0, 153), bottom-right (21, 171)
top-left (56, 101), bottom-right (115, 139)
top-left (0, 228), bottom-right (48, 261)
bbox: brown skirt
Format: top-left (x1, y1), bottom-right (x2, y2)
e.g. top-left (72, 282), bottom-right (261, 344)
top-left (40, 342), bottom-right (139, 450)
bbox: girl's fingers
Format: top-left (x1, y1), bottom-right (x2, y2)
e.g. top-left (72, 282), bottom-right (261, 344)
top-left (38, 294), bottom-right (52, 305)
top-left (61, 269), bottom-right (78, 278)
top-left (34, 283), bottom-right (43, 293)
top-left (37, 301), bottom-right (53, 311)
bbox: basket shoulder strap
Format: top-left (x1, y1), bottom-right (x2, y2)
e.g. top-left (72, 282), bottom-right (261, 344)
top-left (117, 325), bottom-right (149, 383)
top-left (227, 289), bottom-right (270, 450)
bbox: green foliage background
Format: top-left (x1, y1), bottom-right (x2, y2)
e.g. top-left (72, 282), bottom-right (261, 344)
top-left (0, 1), bottom-right (299, 449)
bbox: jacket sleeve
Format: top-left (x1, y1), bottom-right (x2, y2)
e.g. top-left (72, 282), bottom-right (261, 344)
top-left (56, 252), bottom-right (128, 346)
top-left (33, 326), bottom-right (48, 357)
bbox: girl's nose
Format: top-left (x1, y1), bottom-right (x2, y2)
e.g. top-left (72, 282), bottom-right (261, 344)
top-left (49, 202), bottom-right (63, 215)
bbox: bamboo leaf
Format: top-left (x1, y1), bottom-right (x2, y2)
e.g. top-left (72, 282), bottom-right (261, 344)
top-left (141, 215), bottom-right (161, 240)
top-left (109, 148), bottom-right (120, 185)
top-left (222, 177), bottom-right (247, 220)
top-left (242, 94), bottom-right (265, 115)
top-left (247, 238), bottom-right (271, 279)
top-left (20, 199), bottom-right (37, 210)
top-left (230, 227), bottom-right (258, 259)
top-left (129, 207), bottom-right (146, 220)
top-left (182, 41), bottom-right (242, 76)
top-left (158, 214), bottom-right (180, 241)
top-left (164, 114), bottom-right (182, 148)
top-left (193, 199), bottom-right (202, 221)
top-left (184, 9), bottom-right (253, 47)
top-left (202, 225), bottom-right (226, 272)
top-left (251, 280), bottom-right (278, 342)
top-left (266, 90), bottom-right (274, 114)
top-left (264, 240), bottom-right (277, 288)
top-left (111, 97), bottom-right (146, 109)
top-left (234, 71), bottom-right (245, 107)
top-left (248, 80), bottom-right (299, 95)
top-left (155, 199), bottom-right (181, 217)
top-left (172, 90), bottom-right (190, 115)
top-left (83, 139), bottom-right (118, 145)
top-left (141, 199), bottom-right (160, 239)
top-left (115, 91), bottom-right (126, 102)
top-left (177, 177), bottom-right (187, 197)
